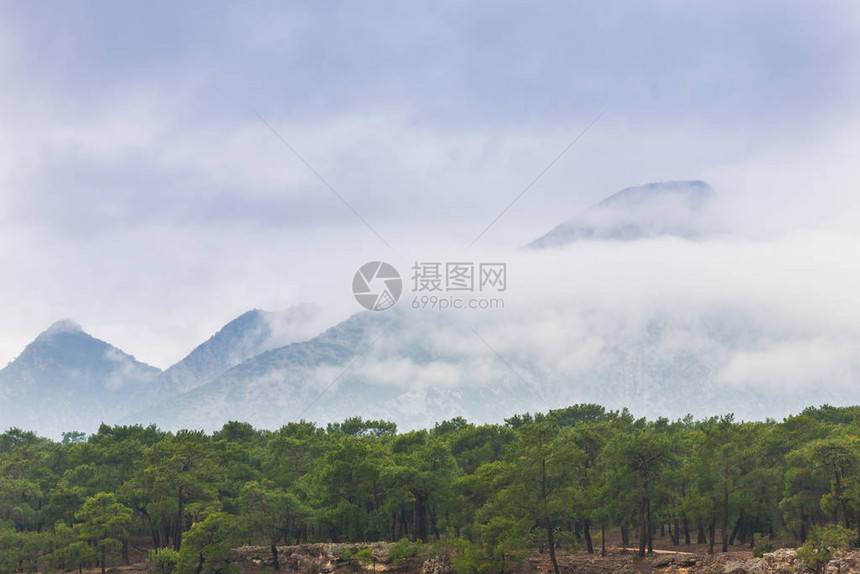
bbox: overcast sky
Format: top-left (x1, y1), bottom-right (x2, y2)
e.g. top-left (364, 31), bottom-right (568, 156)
top-left (1, 1), bottom-right (859, 369)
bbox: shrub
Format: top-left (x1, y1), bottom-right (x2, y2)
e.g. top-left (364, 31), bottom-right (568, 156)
top-left (388, 538), bottom-right (418, 564)
top-left (339, 549), bottom-right (357, 570)
top-left (356, 548), bottom-right (375, 572)
top-left (48, 540), bottom-right (98, 572)
top-left (796, 525), bottom-right (853, 574)
top-left (752, 535), bottom-right (775, 558)
top-left (177, 512), bottom-right (239, 574)
top-left (356, 548), bottom-right (374, 563)
top-left (149, 548), bottom-right (180, 574)
top-left (449, 538), bottom-right (488, 574)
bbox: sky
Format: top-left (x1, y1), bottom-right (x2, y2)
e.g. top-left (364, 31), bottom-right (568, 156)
top-left (1, 1), bottom-right (859, 376)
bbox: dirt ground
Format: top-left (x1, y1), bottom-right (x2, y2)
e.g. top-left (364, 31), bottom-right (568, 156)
top-left (79, 532), bottom-right (833, 573)
top-left (230, 542), bottom-right (758, 574)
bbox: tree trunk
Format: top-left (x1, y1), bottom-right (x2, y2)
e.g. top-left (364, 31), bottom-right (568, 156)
top-left (412, 492), bottom-right (428, 542)
top-left (835, 470), bottom-right (849, 529)
top-left (621, 526), bottom-right (629, 547)
top-left (729, 516), bottom-right (742, 546)
top-left (272, 544), bottom-right (280, 571)
top-left (683, 514), bottom-right (691, 545)
top-left (540, 456), bottom-right (559, 574)
top-left (584, 520), bottom-right (594, 554)
top-left (668, 521), bottom-right (679, 545)
top-left (708, 522), bottom-right (715, 555)
top-left (646, 497), bottom-right (654, 555)
top-left (697, 523), bottom-right (706, 544)
top-left (722, 485), bottom-right (730, 553)
top-left (638, 498), bottom-right (647, 557)
top-left (101, 545), bottom-right (106, 574)
top-left (174, 486), bottom-right (184, 551)
top-left (749, 517), bottom-right (759, 548)
top-left (122, 538), bottom-right (129, 565)
top-left (601, 525), bottom-right (606, 557)
top-left (546, 519), bottom-right (560, 574)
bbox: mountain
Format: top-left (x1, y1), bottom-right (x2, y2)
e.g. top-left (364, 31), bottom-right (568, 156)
top-left (0, 320), bottom-right (160, 436)
top-left (149, 305), bottom-right (321, 399)
top-left (132, 310), bottom-right (538, 432)
top-left (528, 180), bottom-right (716, 248)
top-left (132, 303), bottom-right (845, 433)
top-left (7, 305), bottom-right (851, 436)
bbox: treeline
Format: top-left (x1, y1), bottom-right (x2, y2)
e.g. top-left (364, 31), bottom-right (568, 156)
top-left (2, 404), bottom-right (860, 573)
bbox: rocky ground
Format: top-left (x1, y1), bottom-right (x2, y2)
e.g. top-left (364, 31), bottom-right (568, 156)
top-left (226, 543), bottom-right (860, 573)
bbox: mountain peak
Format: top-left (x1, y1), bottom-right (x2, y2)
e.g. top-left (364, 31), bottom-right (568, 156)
top-left (599, 180), bottom-right (712, 207)
top-left (39, 319), bottom-right (84, 338)
top-left (1, 319), bottom-right (161, 437)
top-left (528, 180), bottom-right (716, 248)
top-left (147, 304), bottom-right (323, 399)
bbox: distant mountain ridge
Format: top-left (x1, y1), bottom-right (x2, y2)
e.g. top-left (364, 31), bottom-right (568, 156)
top-left (0, 320), bottom-right (161, 435)
top-left (4, 179), bottom-right (852, 437)
top-left (528, 180), bottom-right (715, 248)
top-left (149, 305), bottom-right (320, 399)
top-left (130, 311), bottom-right (386, 430)
top-left (3, 303), bottom-right (853, 437)
top-left (131, 310), bottom-right (528, 432)
top-left (0, 305), bottom-right (322, 436)
top-left (130, 305), bottom-right (853, 435)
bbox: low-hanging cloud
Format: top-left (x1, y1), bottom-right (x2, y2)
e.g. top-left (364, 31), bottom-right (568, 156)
top-left (1, 2), bottom-right (860, 428)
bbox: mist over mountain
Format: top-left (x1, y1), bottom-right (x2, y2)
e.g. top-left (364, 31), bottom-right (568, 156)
top-left (131, 309), bottom-right (545, 432)
top-left (3, 179), bottom-right (857, 438)
top-left (148, 304), bottom-right (321, 399)
top-left (130, 303), bottom-right (853, 434)
top-left (0, 320), bottom-right (160, 436)
top-left (4, 295), bottom-right (857, 438)
top-left (528, 180), bottom-right (717, 248)
top-left (0, 306), bottom-right (323, 437)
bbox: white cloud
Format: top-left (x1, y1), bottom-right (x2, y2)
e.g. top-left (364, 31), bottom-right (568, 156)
top-left (0, 2), bottom-right (859, 422)
top-left (719, 338), bottom-right (857, 393)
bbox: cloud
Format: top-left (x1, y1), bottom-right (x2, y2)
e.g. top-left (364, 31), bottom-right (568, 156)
top-left (0, 0), bottom-right (858, 425)
top-left (103, 347), bottom-right (155, 391)
top-left (719, 338), bottom-right (858, 393)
